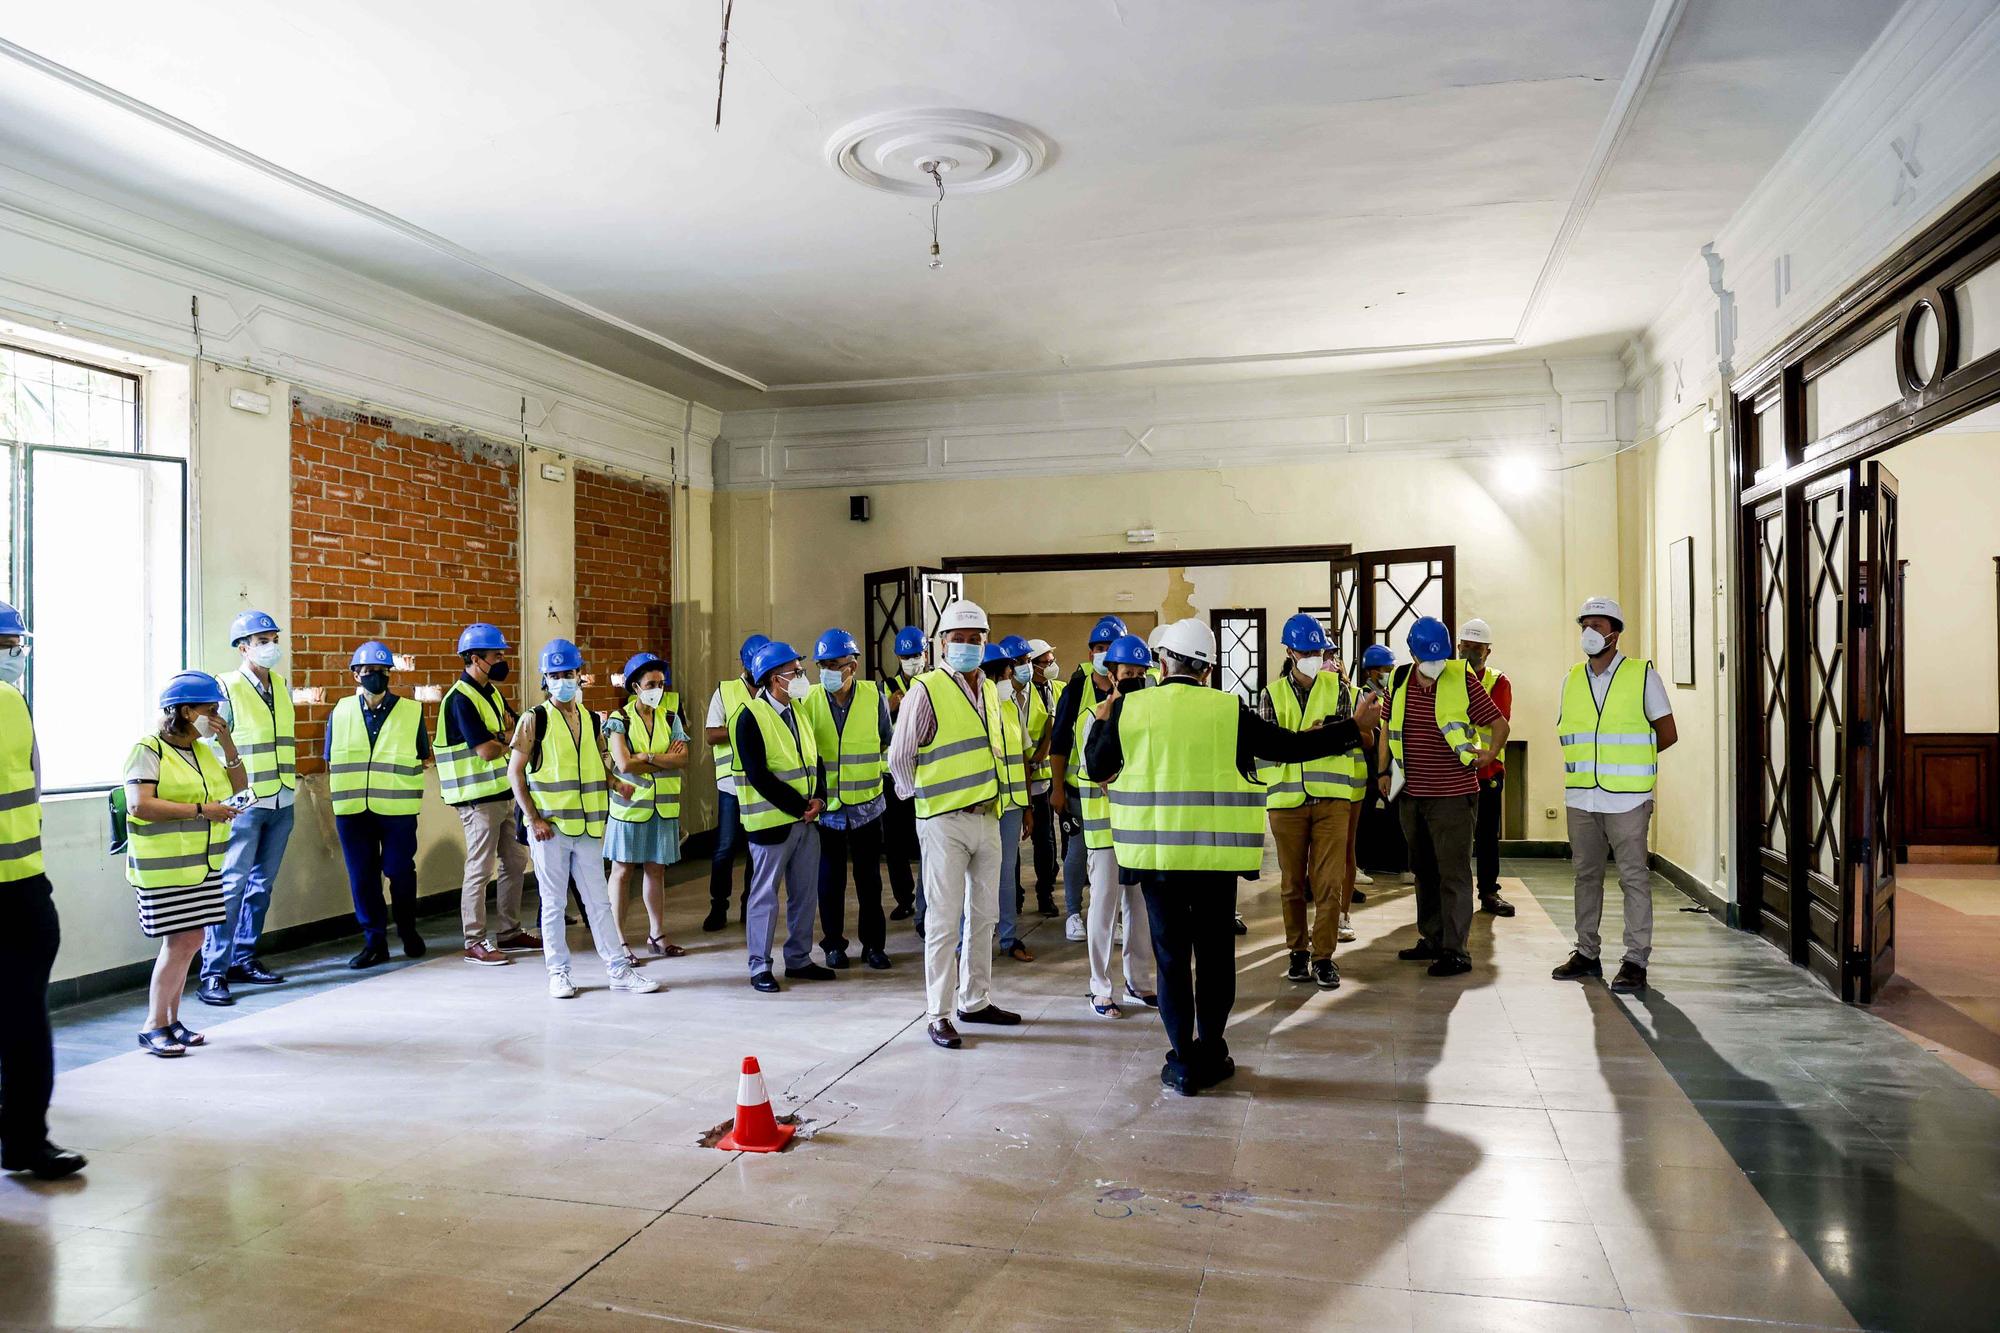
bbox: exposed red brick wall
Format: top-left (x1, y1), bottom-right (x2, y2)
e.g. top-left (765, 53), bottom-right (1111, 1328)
top-left (575, 466), bottom-right (673, 717)
top-left (290, 398), bottom-right (522, 770)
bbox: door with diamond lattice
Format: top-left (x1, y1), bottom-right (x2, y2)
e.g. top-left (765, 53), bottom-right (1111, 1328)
top-left (1747, 493), bottom-right (1796, 958)
top-left (1796, 470), bottom-right (1853, 991)
top-left (1353, 547), bottom-right (1456, 662)
top-left (1849, 461), bottom-right (1899, 1003)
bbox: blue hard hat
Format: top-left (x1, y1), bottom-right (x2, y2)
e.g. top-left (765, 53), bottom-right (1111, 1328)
top-left (457, 622), bottom-right (509, 654)
top-left (998, 634), bottom-right (1032, 660)
top-left (159, 670), bottom-right (225, 708)
top-left (893, 625), bottom-right (925, 657)
top-left (0, 601), bottom-right (28, 638)
top-left (540, 638), bottom-right (583, 674)
top-left (739, 633), bottom-right (772, 671)
top-left (1406, 617), bottom-right (1453, 663)
top-left (229, 609), bottom-right (280, 645)
top-left (1104, 634), bottom-right (1151, 668)
top-left (350, 641), bottom-right (394, 670)
top-left (1281, 613), bottom-right (1329, 654)
top-left (1088, 615), bottom-right (1128, 645)
top-left (1360, 643), bottom-right (1395, 670)
top-left (621, 652), bottom-right (668, 689)
top-left (814, 628), bottom-right (860, 662)
top-left (981, 642), bottom-right (1008, 666)
top-left (749, 639), bottom-right (801, 685)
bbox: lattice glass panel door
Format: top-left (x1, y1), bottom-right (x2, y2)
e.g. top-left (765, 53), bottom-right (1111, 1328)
top-left (918, 571), bottom-right (963, 640)
top-left (1330, 557), bottom-right (1360, 669)
top-left (1852, 461), bottom-right (1900, 1002)
top-left (1355, 547), bottom-right (1455, 662)
top-left (1749, 496), bottom-right (1795, 955)
top-left (1799, 470), bottom-right (1850, 989)
top-left (1211, 609), bottom-right (1265, 704)
top-left (863, 567), bottom-right (916, 681)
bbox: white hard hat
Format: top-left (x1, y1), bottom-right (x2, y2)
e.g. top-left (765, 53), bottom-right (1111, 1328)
top-left (1576, 596), bottom-right (1624, 629)
top-left (936, 600), bottom-right (988, 633)
top-left (1458, 618), bottom-right (1493, 645)
top-left (1146, 624), bottom-right (1168, 651)
top-left (1026, 638), bottom-right (1054, 658)
top-left (1157, 617), bottom-right (1217, 667)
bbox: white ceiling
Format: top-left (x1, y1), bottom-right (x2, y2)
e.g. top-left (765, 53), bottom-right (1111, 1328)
top-left (0, 1), bottom-right (1898, 409)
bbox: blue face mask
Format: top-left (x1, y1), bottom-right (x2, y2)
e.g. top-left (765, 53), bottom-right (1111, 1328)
top-left (943, 641), bottom-right (984, 674)
top-left (547, 676), bottom-right (579, 703)
top-left (819, 667), bottom-right (845, 692)
top-left (1012, 663), bottom-right (1033, 685)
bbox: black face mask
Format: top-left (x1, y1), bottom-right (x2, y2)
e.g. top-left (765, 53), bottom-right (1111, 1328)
top-left (1116, 675), bottom-right (1147, 693)
top-left (486, 658), bottom-right (511, 681)
top-left (359, 670), bottom-right (390, 695)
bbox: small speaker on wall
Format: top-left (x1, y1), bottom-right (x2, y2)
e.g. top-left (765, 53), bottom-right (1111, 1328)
top-left (850, 495), bottom-right (872, 522)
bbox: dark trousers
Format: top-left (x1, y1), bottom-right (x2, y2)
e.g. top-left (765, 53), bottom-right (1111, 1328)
top-left (818, 816), bottom-right (886, 953)
top-left (1401, 794), bottom-right (1477, 956)
top-left (883, 790), bottom-right (919, 911)
top-left (335, 811), bottom-right (419, 945)
top-left (709, 790), bottom-right (746, 911)
top-left (1475, 771), bottom-right (1504, 895)
top-left (1141, 873), bottom-right (1240, 1078)
top-left (0, 874), bottom-right (59, 1158)
top-left (1028, 789), bottom-right (1057, 901)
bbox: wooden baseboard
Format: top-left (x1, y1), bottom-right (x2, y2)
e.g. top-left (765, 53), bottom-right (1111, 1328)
top-left (1907, 844), bottom-right (2000, 864)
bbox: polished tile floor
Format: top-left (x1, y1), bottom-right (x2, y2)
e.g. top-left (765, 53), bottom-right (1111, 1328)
top-left (7, 854), bottom-right (2000, 1331)
top-left (1874, 865), bottom-right (2000, 1095)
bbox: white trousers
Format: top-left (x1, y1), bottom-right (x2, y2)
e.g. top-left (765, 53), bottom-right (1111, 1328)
top-left (918, 806), bottom-right (1001, 1018)
top-left (1085, 845), bottom-right (1155, 999)
top-left (530, 829), bottom-right (628, 978)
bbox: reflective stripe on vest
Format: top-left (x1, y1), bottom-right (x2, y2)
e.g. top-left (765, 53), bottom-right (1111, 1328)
top-left (713, 677), bottom-right (752, 781)
top-left (1109, 685), bottom-right (1266, 872)
top-left (912, 670), bottom-right (1004, 819)
top-left (737, 696), bottom-right (818, 833)
top-left (610, 696), bottom-right (681, 823)
top-left (1259, 670), bottom-right (1365, 808)
top-left (798, 680), bottom-right (883, 813)
top-left (434, 679), bottom-right (512, 806)
top-left (125, 735), bottom-right (229, 888)
top-left (223, 668), bottom-right (296, 798)
top-left (0, 684), bottom-right (43, 882)
top-left (528, 703), bottom-right (609, 837)
top-left (328, 696), bottom-right (425, 816)
top-left (1558, 660), bottom-right (1658, 793)
top-left (1387, 663), bottom-right (1479, 770)
top-left (1475, 666), bottom-right (1505, 770)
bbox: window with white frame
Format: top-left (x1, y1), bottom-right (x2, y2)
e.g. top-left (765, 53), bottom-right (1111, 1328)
top-left (0, 342), bottom-right (186, 792)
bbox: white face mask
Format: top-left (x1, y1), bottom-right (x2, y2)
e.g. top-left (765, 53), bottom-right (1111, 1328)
top-left (1417, 659), bottom-right (1447, 681)
top-left (1295, 654), bottom-right (1324, 677)
top-left (1580, 628), bottom-right (1609, 657)
top-left (193, 712), bottom-right (218, 736)
top-left (1091, 651), bottom-right (1108, 675)
top-left (0, 647), bottom-right (26, 687)
top-left (782, 675), bottom-right (812, 703)
top-left (637, 686), bottom-right (665, 709)
top-left (248, 642), bottom-right (284, 670)
top-left (899, 656), bottom-right (924, 676)
top-left (1012, 663), bottom-right (1033, 685)
top-left (819, 667), bottom-right (846, 692)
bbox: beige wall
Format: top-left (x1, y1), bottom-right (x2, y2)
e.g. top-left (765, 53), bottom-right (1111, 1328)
top-left (719, 452), bottom-right (1620, 845)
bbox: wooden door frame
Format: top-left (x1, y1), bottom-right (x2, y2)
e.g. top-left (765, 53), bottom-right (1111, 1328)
top-left (939, 543), bottom-right (1350, 574)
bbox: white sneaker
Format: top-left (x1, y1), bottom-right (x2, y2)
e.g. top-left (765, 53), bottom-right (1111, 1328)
top-left (1065, 913), bottom-right (1086, 942)
top-left (1338, 914), bottom-right (1357, 943)
top-left (1399, 871), bottom-right (1416, 885)
top-left (547, 969), bottom-right (577, 999)
top-left (1353, 869), bottom-right (1374, 886)
top-left (609, 969), bottom-right (660, 994)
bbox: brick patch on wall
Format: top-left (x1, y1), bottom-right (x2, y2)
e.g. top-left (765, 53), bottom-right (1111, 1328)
top-left (575, 466), bottom-right (674, 719)
top-left (290, 395), bottom-right (522, 770)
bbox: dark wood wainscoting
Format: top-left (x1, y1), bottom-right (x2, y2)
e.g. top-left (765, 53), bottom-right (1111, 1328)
top-left (1901, 732), bottom-right (1999, 846)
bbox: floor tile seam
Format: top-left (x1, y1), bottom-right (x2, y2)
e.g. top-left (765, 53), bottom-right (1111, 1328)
top-left (533, 1296), bottom-right (768, 1330)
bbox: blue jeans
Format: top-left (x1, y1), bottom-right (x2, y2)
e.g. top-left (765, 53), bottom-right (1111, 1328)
top-left (708, 789), bottom-right (746, 910)
top-left (1062, 787), bottom-right (1088, 916)
top-left (205, 803), bottom-right (294, 980)
top-left (995, 805), bottom-right (1025, 949)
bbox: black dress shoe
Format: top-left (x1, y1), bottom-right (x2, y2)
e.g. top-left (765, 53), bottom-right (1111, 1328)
top-left (928, 1018), bottom-right (962, 1049)
top-left (1479, 891), bottom-right (1516, 917)
top-left (196, 978), bottom-right (235, 1007)
top-left (400, 934), bottom-right (427, 959)
top-left (750, 971), bottom-right (781, 993)
top-left (1312, 959), bottom-right (1341, 990)
top-left (1232, 914), bottom-right (1249, 936)
top-left (349, 941), bottom-right (391, 969)
top-left (1350, 888), bottom-right (1367, 903)
top-left (1397, 940), bottom-right (1441, 962)
top-left (824, 949), bottom-right (851, 970)
top-left (702, 904), bottom-right (729, 932)
top-left (228, 961), bottom-right (286, 985)
top-left (1283, 950), bottom-right (1311, 983)
top-left (2, 1142), bottom-right (87, 1180)
top-left (786, 962), bottom-right (836, 981)
top-left (1550, 951), bottom-right (1603, 982)
top-left (1427, 952), bottom-right (1473, 978)
top-left (1161, 1061), bottom-right (1200, 1096)
top-left (1609, 961), bottom-right (1648, 994)
top-left (1202, 1055), bottom-right (1237, 1087)
top-left (1037, 896), bottom-right (1058, 918)
top-left (956, 1004), bottom-right (1021, 1026)
top-left (862, 947), bottom-right (892, 970)
top-left (888, 904), bottom-right (913, 921)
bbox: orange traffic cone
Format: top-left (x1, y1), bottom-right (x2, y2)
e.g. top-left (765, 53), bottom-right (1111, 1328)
top-left (716, 1056), bottom-right (796, 1153)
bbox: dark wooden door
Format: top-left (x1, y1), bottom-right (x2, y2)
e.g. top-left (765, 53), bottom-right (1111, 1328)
top-left (1798, 469), bottom-right (1853, 992)
top-left (863, 567), bottom-right (916, 682)
top-left (1747, 494), bottom-right (1797, 957)
top-left (1353, 546), bottom-right (1456, 661)
top-left (1848, 462), bottom-right (1900, 1002)
top-left (1329, 556), bottom-right (1361, 670)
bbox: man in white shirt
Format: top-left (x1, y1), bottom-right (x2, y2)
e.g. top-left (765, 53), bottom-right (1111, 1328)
top-left (1550, 598), bottom-right (1677, 995)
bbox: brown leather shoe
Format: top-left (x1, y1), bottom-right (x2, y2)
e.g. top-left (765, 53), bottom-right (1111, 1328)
top-left (494, 930), bottom-right (543, 951)
top-left (928, 1018), bottom-right (962, 1049)
top-left (463, 942), bottom-right (512, 966)
top-left (1006, 942), bottom-right (1035, 962)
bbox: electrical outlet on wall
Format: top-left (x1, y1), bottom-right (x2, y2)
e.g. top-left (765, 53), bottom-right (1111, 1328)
top-left (1543, 807), bottom-right (1558, 820)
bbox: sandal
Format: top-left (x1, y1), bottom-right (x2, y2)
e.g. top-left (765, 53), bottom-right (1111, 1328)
top-left (138, 1027), bottom-right (186, 1058)
top-left (647, 935), bottom-right (686, 959)
top-left (619, 947), bottom-right (641, 967)
top-left (168, 1021), bottom-right (206, 1047)
top-left (1089, 995), bottom-right (1122, 1019)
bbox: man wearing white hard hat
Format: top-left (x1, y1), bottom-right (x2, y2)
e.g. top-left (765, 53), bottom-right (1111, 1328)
top-left (885, 599), bottom-right (1019, 1050)
top-left (1551, 597), bottom-right (1677, 996)
top-left (1456, 618), bottom-right (1515, 918)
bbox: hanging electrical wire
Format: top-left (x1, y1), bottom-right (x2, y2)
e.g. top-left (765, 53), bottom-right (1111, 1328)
top-left (926, 161), bottom-right (945, 270)
top-left (714, 0), bottom-right (735, 130)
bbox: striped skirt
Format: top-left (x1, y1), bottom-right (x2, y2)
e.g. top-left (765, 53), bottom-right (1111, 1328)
top-left (136, 874), bottom-right (227, 938)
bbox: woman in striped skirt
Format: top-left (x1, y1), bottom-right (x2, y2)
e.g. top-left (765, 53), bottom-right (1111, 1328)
top-left (123, 671), bottom-right (247, 1056)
